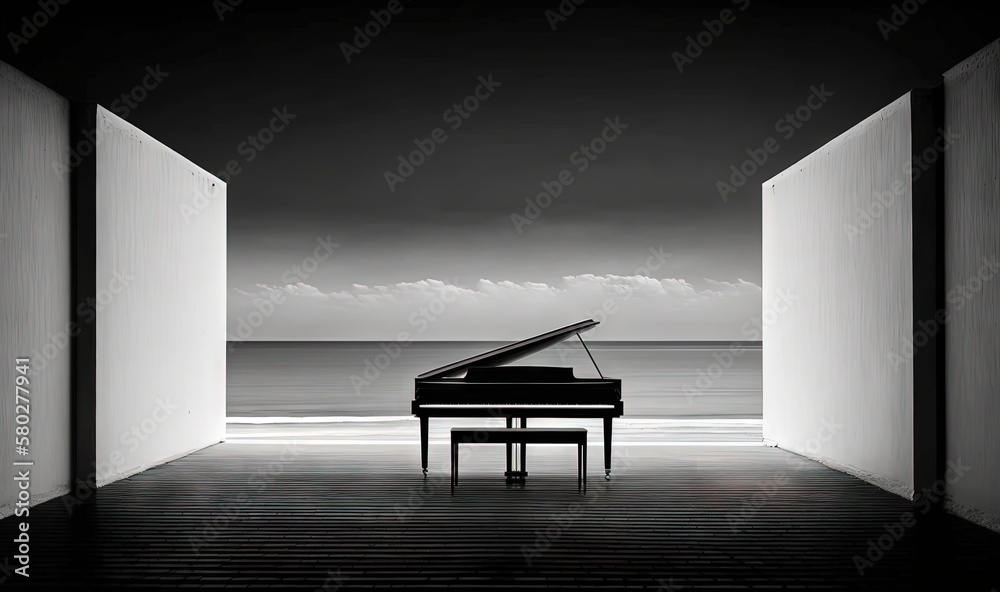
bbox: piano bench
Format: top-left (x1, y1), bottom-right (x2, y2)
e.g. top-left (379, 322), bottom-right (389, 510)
top-left (450, 428), bottom-right (587, 495)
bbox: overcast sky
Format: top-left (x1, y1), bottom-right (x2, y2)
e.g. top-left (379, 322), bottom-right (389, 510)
top-left (4, 0), bottom-right (999, 340)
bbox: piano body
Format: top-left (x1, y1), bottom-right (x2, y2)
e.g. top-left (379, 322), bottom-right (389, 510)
top-left (411, 319), bottom-right (623, 481)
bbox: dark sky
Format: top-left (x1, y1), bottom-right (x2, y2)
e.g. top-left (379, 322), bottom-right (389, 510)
top-left (4, 0), bottom-right (999, 340)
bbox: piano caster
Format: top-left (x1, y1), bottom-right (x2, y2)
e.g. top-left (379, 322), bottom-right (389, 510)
top-left (422, 468), bottom-right (428, 478)
top-left (605, 470), bottom-right (611, 481)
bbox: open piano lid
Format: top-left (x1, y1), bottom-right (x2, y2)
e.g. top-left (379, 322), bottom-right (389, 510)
top-left (416, 319), bottom-right (599, 380)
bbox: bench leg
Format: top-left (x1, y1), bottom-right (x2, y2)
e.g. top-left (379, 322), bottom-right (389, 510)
top-left (582, 440), bottom-right (587, 493)
top-left (451, 442), bottom-right (456, 495)
top-left (577, 443), bottom-right (582, 491)
top-left (520, 417), bottom-right (527, 476)
top-left (505, 417), bottom-right (512, 480)
top-left (506, 418), bottom-right (528, 484)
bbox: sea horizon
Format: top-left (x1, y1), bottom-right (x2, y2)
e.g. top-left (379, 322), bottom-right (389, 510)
top-left (228, 339), bottom-right (763, 346)
top-left (226, 341), bottom-right (763, 421)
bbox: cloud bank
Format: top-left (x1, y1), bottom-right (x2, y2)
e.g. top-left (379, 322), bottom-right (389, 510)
top-left (228, 274), bottom-right (763, 341)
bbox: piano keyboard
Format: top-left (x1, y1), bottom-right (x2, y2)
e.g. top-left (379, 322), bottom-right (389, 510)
top-left (418, 404), bottom-right (616, 408)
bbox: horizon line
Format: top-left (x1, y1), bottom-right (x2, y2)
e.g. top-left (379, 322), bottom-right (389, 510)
top-left (226, 339), bottom-right (764, 344)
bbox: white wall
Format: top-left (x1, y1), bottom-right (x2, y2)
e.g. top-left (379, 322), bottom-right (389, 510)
top-left (943, 40), bottom-right (1000, 531)
top-left (762, 94), bottom-right (915, 498)
top-left (0, 61), bottom-right (72, 516)
top-left (94, 106), bottom-right (226, 485)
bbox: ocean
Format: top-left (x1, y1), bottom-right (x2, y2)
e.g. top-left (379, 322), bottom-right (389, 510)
top-left (225, 341), bottom-right (762, 445)
top-left (226, 341), bottom-right (761, 418)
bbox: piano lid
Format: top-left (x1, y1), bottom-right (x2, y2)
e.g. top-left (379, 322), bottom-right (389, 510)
top-left (416, 319), bottom-right (599, 380)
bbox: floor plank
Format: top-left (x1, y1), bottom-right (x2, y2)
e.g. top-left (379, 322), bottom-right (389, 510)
top-left (2, 442), bottom-right (998, 589)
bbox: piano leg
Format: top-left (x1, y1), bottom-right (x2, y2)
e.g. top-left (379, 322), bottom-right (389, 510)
top-left (505, 417), bottom-right (528, 484)
top-left (420, 416), bottom-right (429, 477)
top-left (604, 417), bottom-right (613, 480)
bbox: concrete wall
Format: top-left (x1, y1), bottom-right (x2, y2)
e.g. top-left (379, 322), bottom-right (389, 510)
top-left (94, 107), bottom-right (227, 485)
top-left (0, 62), bottom-right (72, 516)
top-left (762, 94), bottom-right (917, 498)
top-left (943, 40), bottom-right (1000, 531)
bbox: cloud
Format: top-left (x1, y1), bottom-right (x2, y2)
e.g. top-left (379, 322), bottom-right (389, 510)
top-left (700, 278), bottom-right (762, 299)
top-left (228, 275), bottom-right (764, 340)
top-left (240, 275), bottom-right (760, 307)
top-left (476, 279), bottom-right (562, 299)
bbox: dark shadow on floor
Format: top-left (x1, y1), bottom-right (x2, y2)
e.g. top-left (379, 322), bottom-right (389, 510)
top-left (2, 443), bottom-right (998, 589)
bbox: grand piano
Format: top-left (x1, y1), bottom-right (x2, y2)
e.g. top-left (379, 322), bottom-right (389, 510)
top-left (411, 319), bottom-right (623, 481)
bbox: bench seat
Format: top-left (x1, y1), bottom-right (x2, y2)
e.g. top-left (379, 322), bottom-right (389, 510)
top-left (450, 427), bottom-right (587, 494)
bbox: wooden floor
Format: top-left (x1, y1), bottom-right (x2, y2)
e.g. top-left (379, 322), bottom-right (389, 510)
top-left (3, 442), bottom-right (999, 589)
